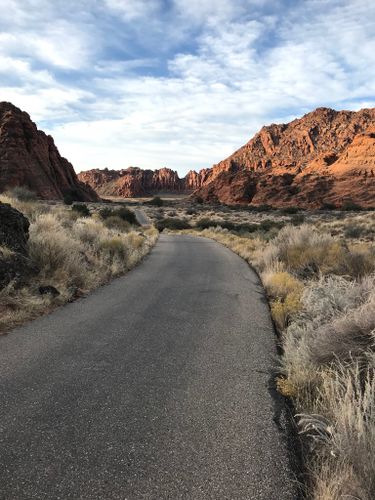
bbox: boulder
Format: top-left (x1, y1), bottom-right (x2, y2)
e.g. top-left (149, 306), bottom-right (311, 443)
top-left (0, 203), bottom-right (36, 288)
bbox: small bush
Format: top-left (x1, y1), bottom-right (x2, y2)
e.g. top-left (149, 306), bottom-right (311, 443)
top-left (63, 194), bottom-right (74, 205)
top-left (72, 203), bottom-right (91, 217)
top-left (103, 216), bottom-right (131, 232)
top-left (99, 207), bottom-right (138, 225)
top-left (344, 224), bottom-right (364, 239)
top-left (156, 218), bottom-right (191, 231)
top-left (256, 204), bottom-right (273, 212)
top-left (195, 218), bottom-right (217, 230)
top-left (281, 206), bottom-right (300, 214)
top-left (290, 214), bottom-right (305, 225)
top-left (99, 238), bottom-right (127, 260)
top-left (148, 196), bottom-right (164, 207)
top-left (319, 202), bottom-right (337, 210)
top-left (342, 201), bottom-right (363, 211)
top-left (8, 186), bottom-right (37, 202)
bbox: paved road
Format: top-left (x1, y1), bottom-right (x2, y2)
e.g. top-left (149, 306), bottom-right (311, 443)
top-left (134, 208), bottom-right (151, 226)
top-left (0, 235), bottom-right (298, 499)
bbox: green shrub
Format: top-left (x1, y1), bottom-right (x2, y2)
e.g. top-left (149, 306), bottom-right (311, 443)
top-left (72, 204), bottom-right (91, 217)
top-left (99, 207), bottom-right (138, 225)
top-left (156, 218), bottom-right (191, 231)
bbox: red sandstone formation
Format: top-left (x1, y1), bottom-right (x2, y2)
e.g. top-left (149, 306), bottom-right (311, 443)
top-left (194, 107), bottom-right (375, 208)
top-left (78, 167), bottom-right (208, 197)
top-left (0, 102), bottom-right (99, 201)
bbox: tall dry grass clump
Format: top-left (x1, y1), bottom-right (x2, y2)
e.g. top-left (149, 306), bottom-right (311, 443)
top-left (0, 198), bottom-right (158, 333)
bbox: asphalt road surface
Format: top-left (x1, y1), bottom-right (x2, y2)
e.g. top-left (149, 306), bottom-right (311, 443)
top-left (0, 235), bottom-right (299, 499)
top-left (134, 209), bottom-right (151, 226)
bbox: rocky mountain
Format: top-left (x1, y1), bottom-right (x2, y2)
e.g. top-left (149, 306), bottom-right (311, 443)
top-left (0, 102), bottom-right (99, 201)
top-left (78, 167), bottom-right (208, 197)
top-left (194, 107), bottom-right (375, 208)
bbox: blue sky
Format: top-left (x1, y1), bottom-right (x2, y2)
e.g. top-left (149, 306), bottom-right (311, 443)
top-left (1, 0), bottom-right (374, 175)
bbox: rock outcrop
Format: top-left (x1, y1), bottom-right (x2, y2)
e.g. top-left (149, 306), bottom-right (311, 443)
top-left (0, 102), bottom-right (99, 201)
top-left (78, 167), bottom-right (207, 197)
top-left (193, 107), bottom-right (375, 208)
top-left (0, 203), bottom-right (36, 288)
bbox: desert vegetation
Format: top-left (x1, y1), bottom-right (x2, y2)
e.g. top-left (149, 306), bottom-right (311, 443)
top-left (0, 193), bottom-right (158, 333)
top-left (148, 197), bottom-right (375, 499)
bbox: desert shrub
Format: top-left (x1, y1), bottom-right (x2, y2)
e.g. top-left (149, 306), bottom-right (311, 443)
top-left (7, 186), bottom-right (37, 202)
top-left (99, 207), bottom-right (138, 225)
top-left (103, 216), bottom-right (131, 232)
top-left (196, 218), bottom-right (220, 230)
top-left (344, 224), bottom-right (364, 239)
top-left (259, 225), bottom-right (352, 277)
top-left (148, 196), bottom-right (164, 207)
top-left (72, 203), bottom-right (91, 217)
top-left (258, 219), bottom-right (284, 232)
top-left (342, 201), bottom-right (363, 211)
top-left (156, 218), bottom-right (191, 231)
top-left (63, 194), bottom-right (74, 205)
top-left (307, 293), bottom-right (375, 366)
top-left (303, 364), bottom-right (375, 500)
top-left (319, 202), bottom-right (337, 210)
top-left (99, 237), bottom-right (127, 260)
top-left (281, 275), bottom-right (375, 396)
top-left (256, 204), bottom-right (273, 212)
top-left (72, 218), bottom-right (103, 246)
top-left (265, 271), bottom-right (304, 329)
top-left (264, 271), bottom-right (303, 300)
top-left (281, 206), bottom-right (300, 214)
top-left (290, 214), bottom-right (305, 225)
top-left (29, 214), bottom-right (87, 287)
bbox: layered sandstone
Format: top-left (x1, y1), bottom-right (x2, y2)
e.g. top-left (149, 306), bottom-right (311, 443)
top-left (78, 167), bottom-right (208, 196)
top-left (194, 107), bottom-right (375, 208)
top-left (0, 102), bottom-right (99, 201)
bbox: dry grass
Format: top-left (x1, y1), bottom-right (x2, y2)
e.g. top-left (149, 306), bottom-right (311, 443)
top-left (0, 196), bottom-right (158, 333)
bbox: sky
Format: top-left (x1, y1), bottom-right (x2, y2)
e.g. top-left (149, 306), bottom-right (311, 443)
top-left (0, 0), bottom-right (374, 176)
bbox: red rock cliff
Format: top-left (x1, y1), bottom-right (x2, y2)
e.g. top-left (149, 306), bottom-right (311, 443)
top-left (0, 102), bottom-right (99, 201)
top-left (78, 166), bottom-right (207, 196)
top-left (194, 107), bottom-right (375, 208)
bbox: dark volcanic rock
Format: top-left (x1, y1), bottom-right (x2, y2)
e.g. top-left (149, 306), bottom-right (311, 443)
top-left (0, 203), bottom-right (36, 288)
top-left (0, 102), bottom-right (99, 201)
top-left (0, 202), bottom-right (29, 255)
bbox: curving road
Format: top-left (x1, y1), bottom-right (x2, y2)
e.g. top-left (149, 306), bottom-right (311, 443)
top-left (134, 208), bottom-right (151, 226)
top-left (0, 235), bottom-right (298, 499)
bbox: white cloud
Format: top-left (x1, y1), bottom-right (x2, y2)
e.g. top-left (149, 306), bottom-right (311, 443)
top-left (0, 0), bottom-right (374, 176)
